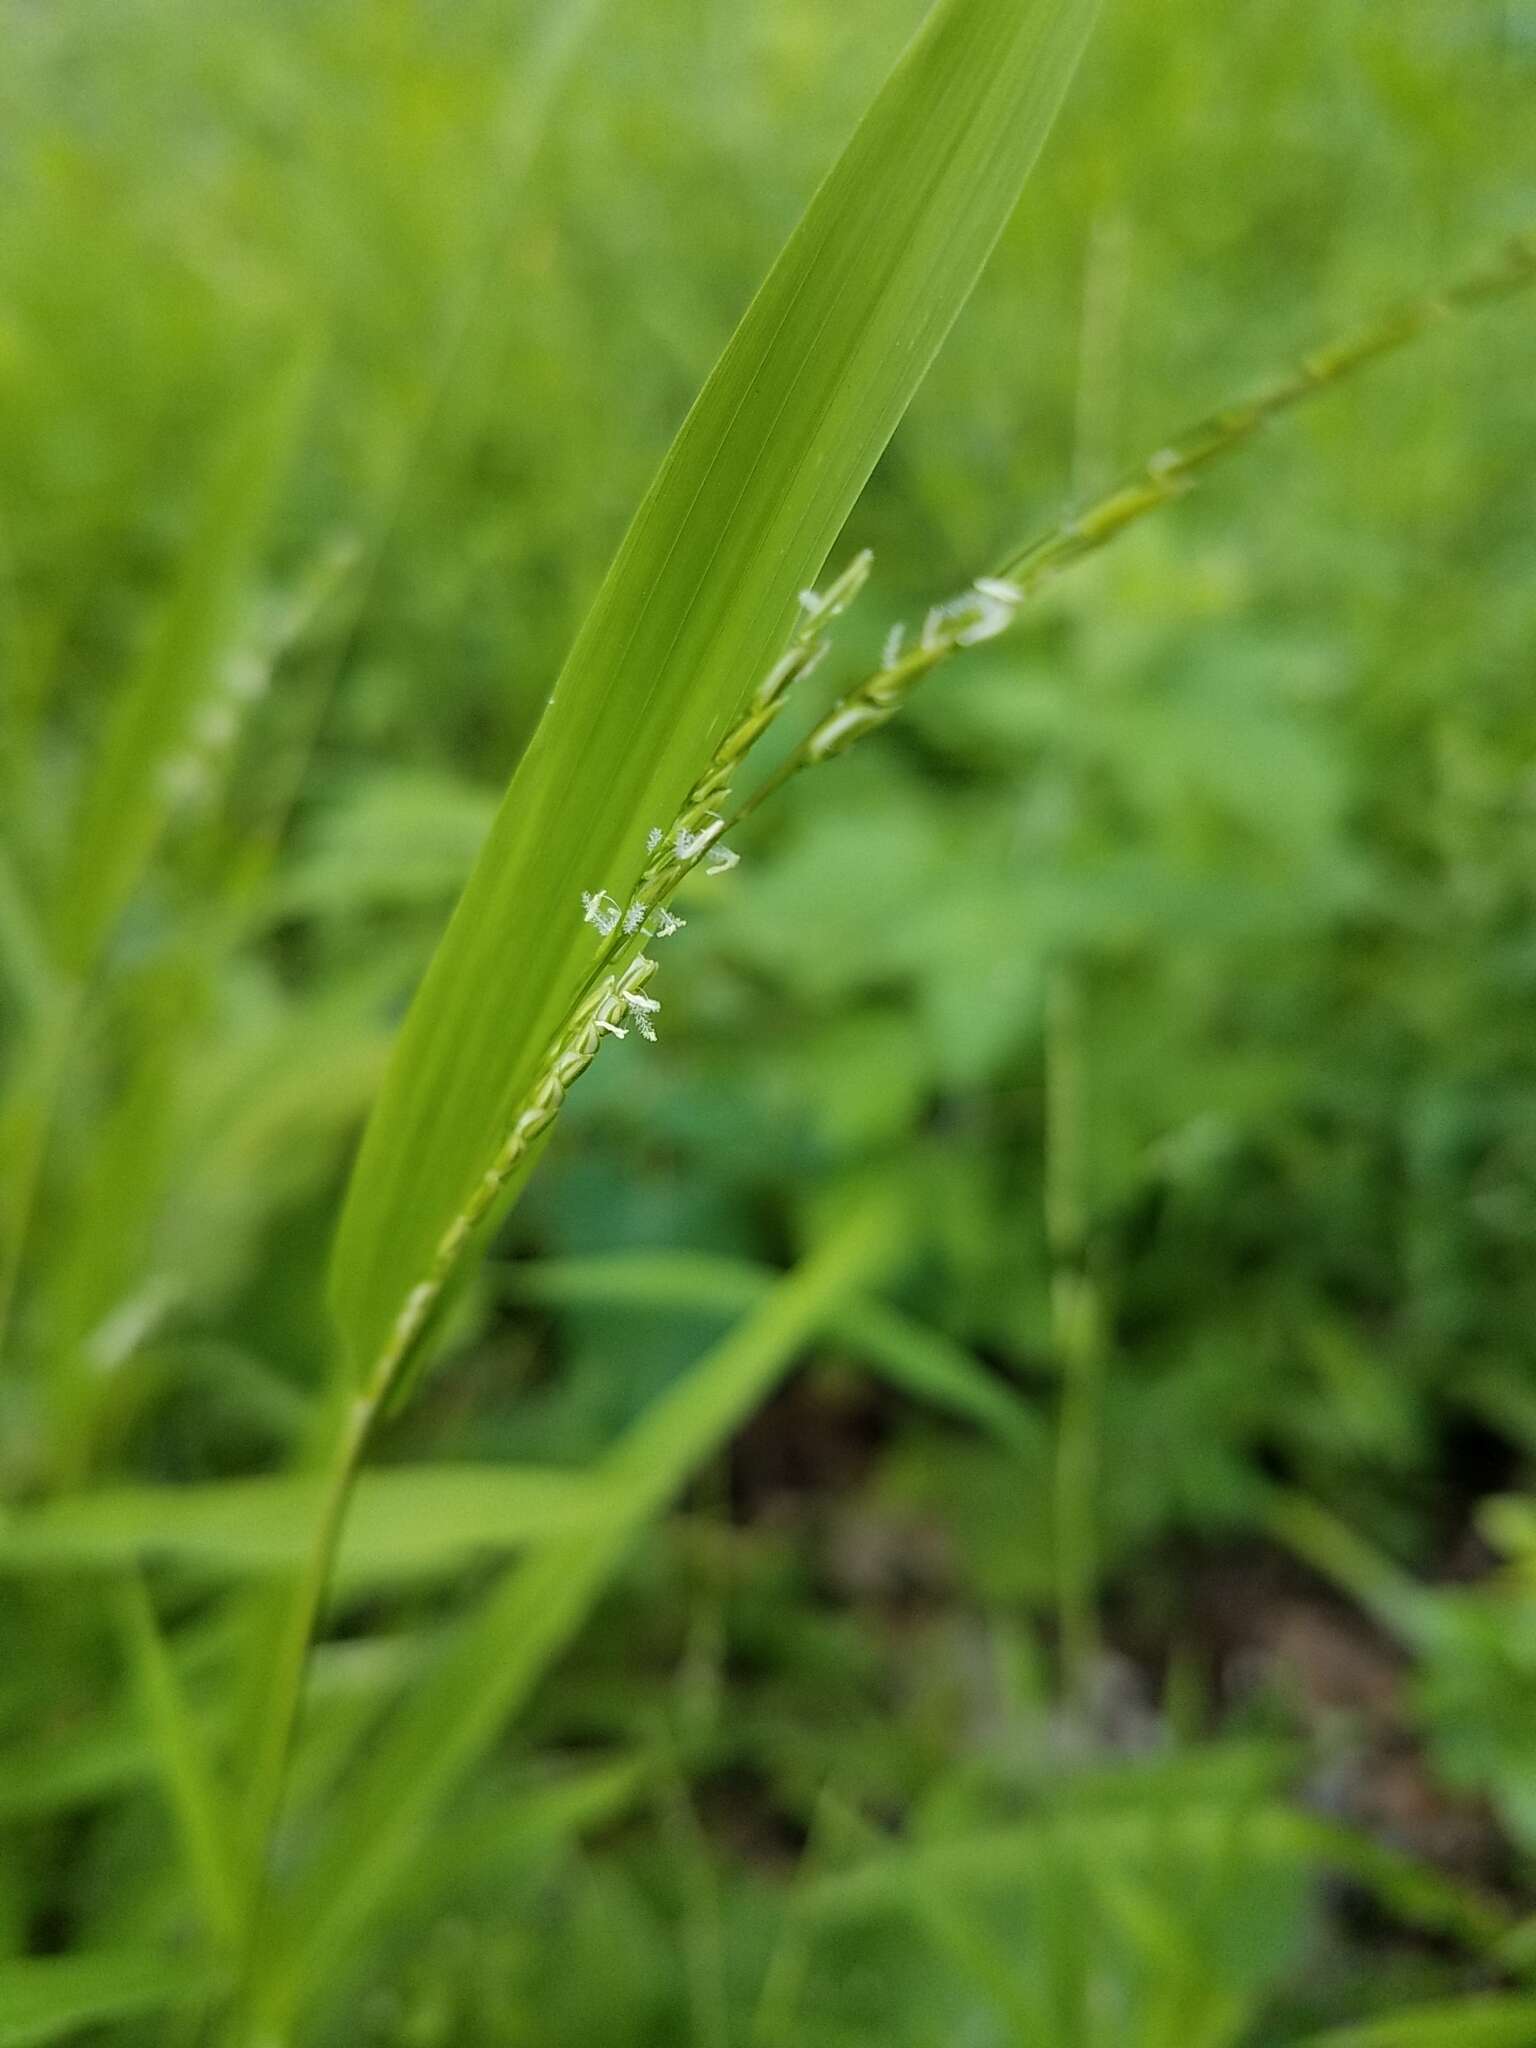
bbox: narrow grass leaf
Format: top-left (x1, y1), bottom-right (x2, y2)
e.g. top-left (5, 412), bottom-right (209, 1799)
top-left (503, 1250), bottom-right (1045, 1456)
top-left (0, 1465), bottom-right (609, 1584)
top-left (1261, 1489), bottom-right (1445, 1653)
top-left (408, 1757), bottom-right (651, 1915)
top-left (0, 1726), bottom-right (151, 1821)
top-left (113, 1576), bottom-right (241, 1948)
top-left (0, 844), bottom-right (52, 1025)
top-left (801, 1804), bottom-right (1511, 1961)
top-left (329, 0), bottom-right (1100, 1379)
top-left (0, 1950), bottom-right (220, 2048)
top-left (52, 342), bottom-right (315, 975)
top-left (1295, 2000), bottom-right (1536, 2048)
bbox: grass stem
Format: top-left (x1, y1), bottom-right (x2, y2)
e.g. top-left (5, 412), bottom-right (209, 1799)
top-left (227, 1381), bottom-right (381, 2040)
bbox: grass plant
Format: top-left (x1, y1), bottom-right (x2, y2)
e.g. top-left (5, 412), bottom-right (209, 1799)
top-left (3, 1), bottom-right (1535, 2042)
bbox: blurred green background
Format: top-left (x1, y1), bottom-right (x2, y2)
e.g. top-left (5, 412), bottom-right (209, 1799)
top-left (4, 0), bottom-right (1536, 2041)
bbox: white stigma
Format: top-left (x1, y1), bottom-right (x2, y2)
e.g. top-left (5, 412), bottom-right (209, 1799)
top-left (581, 890), bottom-right (621, 937)
top-left (675, 816), bottom-right (725, 861)
top-left (622, 986), bottom-right (661, 1041)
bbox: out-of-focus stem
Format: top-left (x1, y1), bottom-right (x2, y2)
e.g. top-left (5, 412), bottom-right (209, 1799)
top-left (1045, 963), bottom-right (1105, 1698)
top-left (1047, 210), bottom-right (1126, 1703)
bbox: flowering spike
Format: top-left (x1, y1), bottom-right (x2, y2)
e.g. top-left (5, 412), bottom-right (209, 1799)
top-left (751, 647), bottom-right (803, 712)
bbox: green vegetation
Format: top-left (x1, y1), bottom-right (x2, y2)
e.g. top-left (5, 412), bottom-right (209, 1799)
top-left (3, 0), bottom-right (1536, 2042)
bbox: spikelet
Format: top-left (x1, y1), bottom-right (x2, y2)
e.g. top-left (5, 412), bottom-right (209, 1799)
top-left (611, 548), bottom-right (876, 921)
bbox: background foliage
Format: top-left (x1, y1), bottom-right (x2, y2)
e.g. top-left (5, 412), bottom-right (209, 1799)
top-left (3, 0), bottom-right (1536, 2041)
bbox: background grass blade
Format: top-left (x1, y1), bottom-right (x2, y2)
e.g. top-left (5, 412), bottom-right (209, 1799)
top-left (113, 1575), bottom-right (241, 1950)
top-left (0, 845), bottom-right (52, 1026)
top-left (0, 1465), bottom-right (608, 1583)
top-left (0, 1726), bottom-right (152, 1823)
top-left (50, 343), bottom-right (315, 976)
top-left (0, 1950), bottom-right (220, 2048)
top-left (329, 0), bottom-right (1100, 1378)
top-left (503, 1250), bottom-right (1046, 1456)
top-left (1294, 2000), bottom-right (1536, 2048)
top-left (800, 1802), bottom-right (1510, 1961)
top-left (259, 1192), bottom-right (901, 2028)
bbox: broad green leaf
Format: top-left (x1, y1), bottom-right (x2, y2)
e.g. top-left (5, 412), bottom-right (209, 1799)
top-left (503, 1250), bottom-right (1045, 1456)
top-left (51, 342), bottom-right (315, 976)
top-left (0, 1464), bottom-right (608, 1584)
top-left (329, 0), bottom-right (1100, 1376)
top-left (260, 1194), bottom-right (900, 2026)
top-left (0, 1950), bottom-right (219, 2048)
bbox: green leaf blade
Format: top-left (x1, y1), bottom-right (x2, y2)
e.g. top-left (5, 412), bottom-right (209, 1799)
top-left (52, 343), bottom-right (315, 975)
top-left (329, 0), bottom-right (1100, 1375)
top-left (502, 1250), bottom-right (1046, 1456)
top-left (1295, 1999), bottom-right (1536, 2048)
top-left (0, 1465), bottom-right (608, 1584)
top-left (0, 1950), bottom-right (219, 2048)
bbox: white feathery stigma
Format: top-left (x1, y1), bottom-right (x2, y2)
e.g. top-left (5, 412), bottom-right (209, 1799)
top-left (675, 815), bottom-right (725, 861)
top-left (954, 579), bottom-right (1021, 646)
top-left (581, 890), bottom-right (621, 937)
top-left (622, 984), bottom-right (661, 1041)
